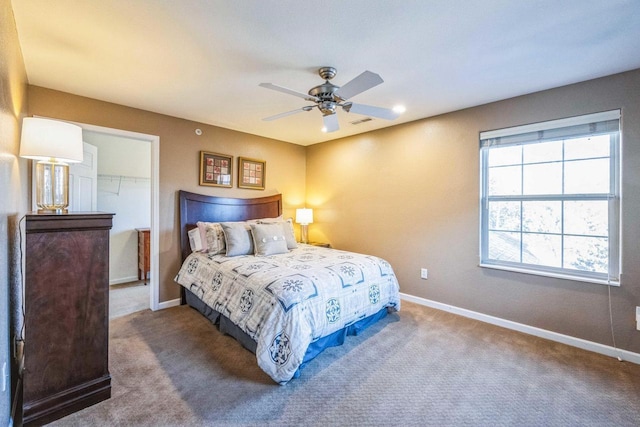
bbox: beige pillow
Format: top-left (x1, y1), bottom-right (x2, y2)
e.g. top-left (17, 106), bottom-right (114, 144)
top-left (196, 221), bottom-right (226, 255)
top-left (246, 215), bottom-right (284, 224)
top-left (250, 223), bottom-right (289, 256)
top-left (258, 218), bottom-right (297, 249)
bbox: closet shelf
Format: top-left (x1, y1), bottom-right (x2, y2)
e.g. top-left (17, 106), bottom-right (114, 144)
top-left (98, 174), bottom-right (150, 195)
top-left (98, 174), bottom-right (150, 181)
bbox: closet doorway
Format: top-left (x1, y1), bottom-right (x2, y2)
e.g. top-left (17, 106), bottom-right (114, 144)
top-left (75, 123), bottom-right (160, 315)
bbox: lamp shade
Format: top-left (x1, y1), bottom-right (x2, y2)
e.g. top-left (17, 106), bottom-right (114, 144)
top-left (20, 118), bottom-right (83, 212)
top-left (295, 208), bottom-right (313, 225)
top-left (19, 117), bottom-right (83, 163)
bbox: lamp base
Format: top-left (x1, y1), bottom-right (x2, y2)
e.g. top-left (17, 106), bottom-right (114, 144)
top-left (37, 208), bottom-right (69, 214)
top-left (35, 160), bottom-right (70, 212)
top-left (300, 224), bottom-right (309, 244)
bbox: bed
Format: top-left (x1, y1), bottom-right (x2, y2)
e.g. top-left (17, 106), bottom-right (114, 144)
top-left (174, 190), bottom-right (400, 384)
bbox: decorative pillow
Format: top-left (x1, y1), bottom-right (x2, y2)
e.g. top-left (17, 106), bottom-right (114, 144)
top-left (187, 227), bottom-right (205, 252)
top-left (221, 222), bottom-right (254, 256)
top-left (282, 218), bottom-right (297, 249)
top-left (197, 221), bottom-right (226, 255)
top-left (246, 215), bottom-right (284, 224)
top-left (259, 218), bottom-right (297, 249)
top-left (250, 223), bottom-right (289, 256)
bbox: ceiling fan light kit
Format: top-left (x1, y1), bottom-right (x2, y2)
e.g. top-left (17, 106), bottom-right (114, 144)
top-left (260, 67), bottom-right (401, 132)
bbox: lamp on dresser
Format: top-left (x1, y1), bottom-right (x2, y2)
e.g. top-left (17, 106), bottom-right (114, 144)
top-left (19, 117), bottom-right (83, 213)
top-left (295, 208), bottom-right (313, 244)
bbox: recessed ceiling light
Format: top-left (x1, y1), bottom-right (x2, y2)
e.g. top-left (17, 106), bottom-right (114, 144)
top-left (393, 105), bottom-right (406, 114)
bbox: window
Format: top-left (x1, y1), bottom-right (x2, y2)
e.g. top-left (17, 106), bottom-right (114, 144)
top-left (479, 110), bottom-right (621, 285)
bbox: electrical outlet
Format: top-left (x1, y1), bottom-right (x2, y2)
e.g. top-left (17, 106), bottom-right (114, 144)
top-left (2, 361), bottom-right (6, 392)
top-left (636, 306), bottom-right (640, 331)
top-left (420, 268), bottom-right (428, 279)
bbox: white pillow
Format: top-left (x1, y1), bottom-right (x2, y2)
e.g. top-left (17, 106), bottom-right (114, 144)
top-left (250, 223), bottom-right (289, 256)
top-left (221, 222), bottom-right (254, 256)
top-left (196, 221), bottom-right (226, 255)
top-left (187, 227), bottom-right (205, 252)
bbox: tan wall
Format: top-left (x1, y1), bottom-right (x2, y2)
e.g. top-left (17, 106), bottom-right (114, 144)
top-left (0, 0), bottom-right (29, 420)
top-left (21, 69), bottom-right (640, 355)
top-left (306, 69), bottom-right (640, 354)
top-left (27, 86), bottom-right (307, 302)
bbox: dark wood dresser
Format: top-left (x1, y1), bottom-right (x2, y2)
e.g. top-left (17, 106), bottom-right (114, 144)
top-left (23, 212), bottom-right (113, 426)
top-left (136, 227), bottom-right (150, 282)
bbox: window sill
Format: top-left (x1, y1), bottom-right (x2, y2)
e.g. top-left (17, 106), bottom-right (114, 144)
top-left (479, 263), bottom-right (620, 287)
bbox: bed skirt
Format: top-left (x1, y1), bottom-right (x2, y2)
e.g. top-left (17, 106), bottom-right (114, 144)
top-left (184, 288), bottom-right (389, 379)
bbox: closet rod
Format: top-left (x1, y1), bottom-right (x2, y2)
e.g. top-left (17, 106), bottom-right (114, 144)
top-left (98, 174), bottom-right (150, 196)
top-left (98, 174), bottom-right (150, 181)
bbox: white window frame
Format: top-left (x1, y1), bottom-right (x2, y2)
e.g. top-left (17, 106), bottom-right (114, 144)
top-left (479, 110), bottom-right (621, 286)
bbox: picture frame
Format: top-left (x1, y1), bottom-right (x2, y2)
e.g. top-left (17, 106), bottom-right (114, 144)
top-left (199, 151), bottom-right (233, 187)
top-left (238, 157), bottom-right (266, 190)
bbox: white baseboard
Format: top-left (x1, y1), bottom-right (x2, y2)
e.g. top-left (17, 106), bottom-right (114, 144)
top-left (400, 292), bottom-right (640, 365)
top-left (157, 298), bottom-right (181, 310)
top-left (109, 275), bottom-right (140, 286)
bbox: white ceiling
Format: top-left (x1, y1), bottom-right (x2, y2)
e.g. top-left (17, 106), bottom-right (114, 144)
top-left (11, 0), bottom-right (640, 146)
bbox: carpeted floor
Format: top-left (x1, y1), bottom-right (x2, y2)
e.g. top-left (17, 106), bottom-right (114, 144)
top-left (109, 281), bottom-right (150, 319)
top-left (49, 301), bottom-right (640, 426)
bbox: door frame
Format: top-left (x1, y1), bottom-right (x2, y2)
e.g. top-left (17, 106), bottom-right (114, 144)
top-left (63, 120), bottom-right (160, 311)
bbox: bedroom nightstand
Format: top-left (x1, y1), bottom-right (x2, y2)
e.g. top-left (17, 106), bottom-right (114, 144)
top-left (308, 242), bottom-right (331, 248)
top-left (23, 212), bottom-right (113, 426)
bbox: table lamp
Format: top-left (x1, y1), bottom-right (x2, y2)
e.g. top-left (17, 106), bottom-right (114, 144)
top-left (19, 117), bottom-right (84, 213)
top-left (295, 208), bottom-right (313, 244)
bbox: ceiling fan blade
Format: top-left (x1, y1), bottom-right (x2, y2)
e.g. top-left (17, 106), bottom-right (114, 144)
top-left (345, 103), bottom-right (400, 120)
top-left (323, 113), bottom-right (339, 132)
top-left (334, 71), bottom-right (384, 100)
top-left (262, 107), bottom-right (312, 121)
top-left (259, 83), bottom-right (319, 102)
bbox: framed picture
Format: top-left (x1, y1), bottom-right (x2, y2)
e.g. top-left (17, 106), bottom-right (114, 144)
top-left (199, 151), bottom-right (233, 187)
top-left (238, 157), bottom-right (266, 190)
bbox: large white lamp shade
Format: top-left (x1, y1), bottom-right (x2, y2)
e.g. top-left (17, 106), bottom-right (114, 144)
top-left (295, 208), bottom-right (314, 244)
top-left (20, 118), bottom-right (83, 213)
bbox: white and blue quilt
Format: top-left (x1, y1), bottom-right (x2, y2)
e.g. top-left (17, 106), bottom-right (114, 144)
top-left (174, 244), bottom-right (400, 384)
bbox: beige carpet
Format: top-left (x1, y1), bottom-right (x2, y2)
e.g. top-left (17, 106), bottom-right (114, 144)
top-left (49, 301), bottom-right (640, 426)
top-left (109, 281), bottom-right (150, 319)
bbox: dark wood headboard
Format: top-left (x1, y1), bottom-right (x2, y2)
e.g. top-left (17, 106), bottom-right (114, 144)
top-left (178, 190), bottom-right (283, 262)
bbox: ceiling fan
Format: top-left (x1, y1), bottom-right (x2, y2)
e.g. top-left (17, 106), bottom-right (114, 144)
top-left (259, 67), bottom-right (400, 132)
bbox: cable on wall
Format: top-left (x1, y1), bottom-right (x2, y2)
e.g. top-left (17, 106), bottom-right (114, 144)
top-left (607, 284), bottom-right (624, 362)
top-left (16, 215), bottom-right (26, 376)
